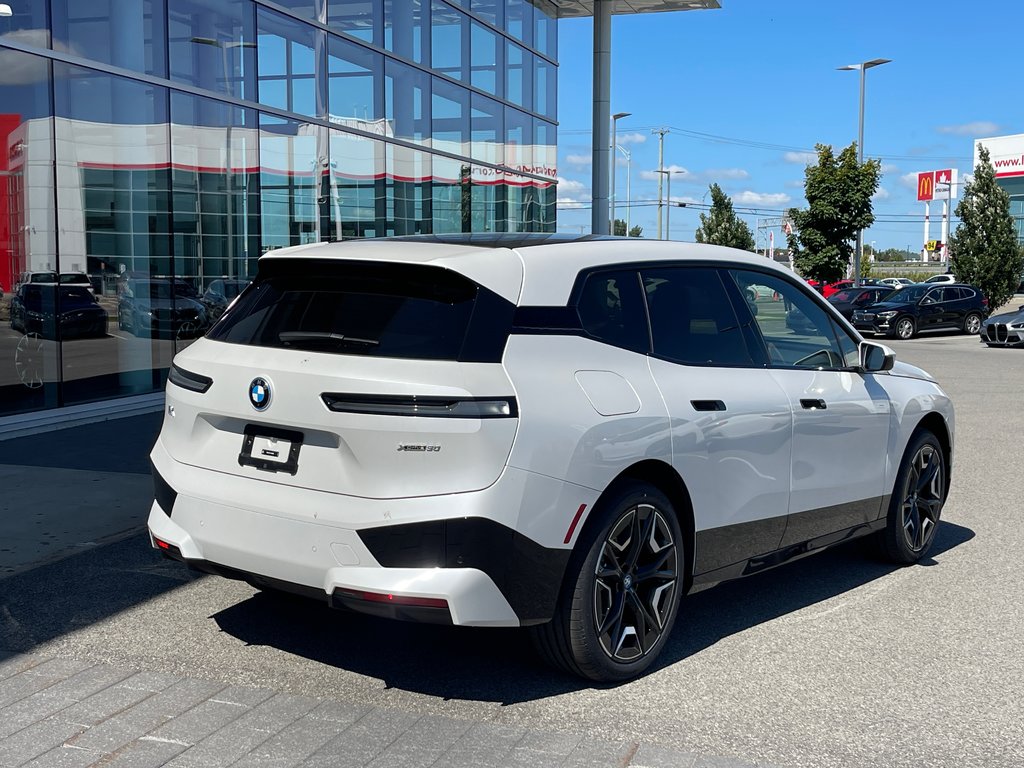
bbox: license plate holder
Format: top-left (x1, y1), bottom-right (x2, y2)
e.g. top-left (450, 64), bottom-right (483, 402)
top-left (238, 424), bottom-right (303, 475)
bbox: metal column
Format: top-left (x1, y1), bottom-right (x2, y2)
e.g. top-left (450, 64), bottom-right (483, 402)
top-left (590, 0), bottom-right (612, 235)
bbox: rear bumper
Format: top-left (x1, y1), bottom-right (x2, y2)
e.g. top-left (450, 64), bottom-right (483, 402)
top-left (149, 439), bottom-right (594, 627)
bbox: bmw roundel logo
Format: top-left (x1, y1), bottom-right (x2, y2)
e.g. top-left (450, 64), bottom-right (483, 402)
top-left (249, 377), bottom-right (271, 411)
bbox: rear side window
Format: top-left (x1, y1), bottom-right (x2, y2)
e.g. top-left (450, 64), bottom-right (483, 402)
top-left (576, 270), bottom-right (649, 353)
top-left (206, 259), bottom-right (514, 362)
top-left (642, 267), bottom-right (756, 367)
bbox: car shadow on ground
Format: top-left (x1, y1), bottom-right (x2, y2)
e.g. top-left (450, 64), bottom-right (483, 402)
top-left (207, 520), bottom-right (975, 703)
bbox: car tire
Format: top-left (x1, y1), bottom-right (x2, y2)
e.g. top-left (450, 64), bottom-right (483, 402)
top-left (878, 430), bottom-right (946, 564)
top-left (530, 483), bottom-right (683, 682)
top-left (895, 316), bottom-right (916, 340)
top-left (962, 312), bottom-right (982, 335)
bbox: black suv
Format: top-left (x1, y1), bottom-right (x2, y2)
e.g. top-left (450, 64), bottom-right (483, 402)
top-left (852, 283), bottom-right (988, 340)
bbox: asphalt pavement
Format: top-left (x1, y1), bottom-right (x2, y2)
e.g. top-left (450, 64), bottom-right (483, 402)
top-left (1, 330), bottom-right (1022, 767)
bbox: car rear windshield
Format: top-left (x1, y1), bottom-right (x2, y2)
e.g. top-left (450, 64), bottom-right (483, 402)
top-left (205, 259), bottom-right (514, 362)
top-left (60, 274), bottom-right (90, 285)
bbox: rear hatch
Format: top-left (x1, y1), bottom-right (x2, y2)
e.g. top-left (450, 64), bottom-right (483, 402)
top-left (160, 256), bottom-right (521, 499)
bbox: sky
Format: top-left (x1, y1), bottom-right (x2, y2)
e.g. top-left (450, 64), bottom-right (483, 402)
top-left (553, 0), bottom-right (1021, 251)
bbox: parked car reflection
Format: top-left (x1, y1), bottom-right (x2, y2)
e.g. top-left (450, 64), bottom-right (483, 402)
top-left (201, 279), bottom-right (251, 322)
top-left (117, 279), bottom-right (208, 338)
top-left (9, 284), bottom-right (109, 339)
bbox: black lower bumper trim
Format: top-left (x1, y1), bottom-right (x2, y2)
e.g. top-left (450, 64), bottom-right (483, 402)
top-left (151, 462), bottom-right (177, 518)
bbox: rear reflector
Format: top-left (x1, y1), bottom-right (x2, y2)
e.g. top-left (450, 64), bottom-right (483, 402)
top-left (322, 393), bottom-right (517, 419)
top-left (154, 538), bottom-right (171, 550)
top-left (564, 504), bottom-right (588, 544)
top-left (333, 588), bottom-right (448, 609)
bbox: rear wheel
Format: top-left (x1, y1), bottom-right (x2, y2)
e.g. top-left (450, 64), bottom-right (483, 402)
top-left (531, 483), bottom-right (683, 681)
top-left (962, 312), bottom-right (982, 335)
top-left (895, 316), bottom-right (916, 340)
top-left (879, 430), bottom-right (945, 564)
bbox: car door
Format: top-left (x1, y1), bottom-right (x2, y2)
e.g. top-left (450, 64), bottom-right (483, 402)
top-left (917, 287), bottom-right (946, 330)
top-left (726, 268), bottom-right (892, 547)
top-left (641, 265), bottom-right (793, 578)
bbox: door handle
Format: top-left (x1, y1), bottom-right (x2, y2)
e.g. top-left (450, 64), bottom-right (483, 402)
top-left (800, 398), bottom-right (827, 410)
top-left (691, 399), bottom-right (727, 411)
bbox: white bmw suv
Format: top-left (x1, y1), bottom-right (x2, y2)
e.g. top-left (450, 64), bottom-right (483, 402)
top-left (149, 235), bottom-right (954, 681)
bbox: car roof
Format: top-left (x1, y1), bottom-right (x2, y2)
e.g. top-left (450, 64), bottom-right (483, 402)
top-left (258, 234), bottom-right (794, 305)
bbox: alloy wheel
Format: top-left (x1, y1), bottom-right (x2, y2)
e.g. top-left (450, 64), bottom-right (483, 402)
top-left (965, 314), bottom-right (982, 334)
top-left (897, 318), bottom-right (915, 339)
top-left (901, 444), bottom-right (943, 553)
top-left (593, 503), bottom-right (678, 662)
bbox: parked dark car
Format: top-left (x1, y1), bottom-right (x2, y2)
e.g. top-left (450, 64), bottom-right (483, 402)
top-left (980, 303), bottom-right (1024, 347)
top-left (118, 279), bottom-right (209, 337)
top-left (852, 283), bottom-right (988, 340)
top-left (201, 279), bottom-right (250, 322)
top-left (827, 285), bottom-right (895, 320)
top-left (10, 284), bottom-right (108, 339)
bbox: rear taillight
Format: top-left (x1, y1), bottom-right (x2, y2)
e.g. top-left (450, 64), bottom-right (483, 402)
top-left (168, 363), bottom-right (213, 393)
top-left (982, 297), bottom-right (989, 307)
top-left (321, 393), bottom-right (517, 418)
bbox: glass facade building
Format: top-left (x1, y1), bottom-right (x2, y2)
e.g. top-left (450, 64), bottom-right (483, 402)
top-left (0, 0), bottom-right (558, 418)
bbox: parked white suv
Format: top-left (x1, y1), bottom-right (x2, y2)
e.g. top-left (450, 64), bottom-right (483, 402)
top-left (148, 235), bottom-right (955, 681)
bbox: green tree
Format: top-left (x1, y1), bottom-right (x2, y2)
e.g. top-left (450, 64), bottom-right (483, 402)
top-left (613, 219), bottom-right (643, 237)
top-left (949, 146), bottom-right (1024, 312)
top-left (694, 184), bottom-right (755, 251)
top-left (786, 143), bottom-right (881, 283)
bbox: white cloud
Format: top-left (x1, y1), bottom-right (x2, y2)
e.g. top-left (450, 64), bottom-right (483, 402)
top-left (616, 132), bottom-right (647, 146)
top-left (565, 153), bottom-right (592, 167)
top-left (733, 191), bottom-right (792, 206)
top-left (556, 177), bottom-right (587, 196)
top-left (872, 187), bottom-right (891, 201)
top-left (556, 198), bottom-right (587, 209)
top-left (702, 168), bottom-right (750, 181)
top-left (785, 179), bottom-right (805, 189)
top-left (783, 151), bottom-right (817, 165)
top-left (880, 163), bottom-right (900, 175)
top-left (937, 121), bottom-right (1000, 136)
top-left (639, 164), bottom-right (689, 181)
top-left (899, 172), bottom-right (920, 190)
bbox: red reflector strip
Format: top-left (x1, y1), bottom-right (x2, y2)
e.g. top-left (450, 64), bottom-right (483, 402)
top-left (564, 503), bottom-right (588, 544)
top-left (154, 538), bottom-right (171, 550)
top-left (343, 589), bottom-right (448, 610)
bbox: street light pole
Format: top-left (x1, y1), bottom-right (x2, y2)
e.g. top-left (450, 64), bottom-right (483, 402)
top-left (615, 144), bottom-right (632, 235)
top-left (610, 111), bottom-right (630, 234)
top-left (654, 169), bottom-right (681, 240)
top-left (838, 57), bottom-right (891, 287)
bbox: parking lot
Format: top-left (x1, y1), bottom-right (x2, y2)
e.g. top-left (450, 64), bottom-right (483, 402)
top-left (1, 329), bottom-right (1022, 767)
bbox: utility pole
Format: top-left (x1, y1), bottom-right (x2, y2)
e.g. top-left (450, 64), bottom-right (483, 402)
top-left (652, 128), bottom-right (668, 240)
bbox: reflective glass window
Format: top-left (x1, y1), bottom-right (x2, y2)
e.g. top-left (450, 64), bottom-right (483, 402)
top-left (259, 115), bottom-right (322, 251)
top-left (385, 59), bottom-right (430, 145)
top-left (469, 165), bottom-right (502, 233)
top-left (505, 40), bottom-right (532, 110)
top-left (432, 155), bottom-right (470, 234)
top-left (534, 0), bottom-right (556, 58)
top-left (0, 0), bottom-right (49, 47)
top-left (326, 130), bottom-right (386, 239)
top-left (534, 120), bottom-right (556, 178)
top-left (471, 0), bottom-right (502, 26)
top-left (257, 6), bottom-right (327, 119)
top-left (53, 62), bottom-right (174, 400)
top-left (470, 20), bottom-right (501, 96)
top-left (52, 0), bottom-right (167, 77)
top-left (267, 0), bottom-right (320, 23)
top-left (505, 0), bottom-right (533, 47)
top-left (328, 35), bottom-right (382, 124)
top-left (0, 49), bottom-right (58, 415)
top-left (328, 0), bottom-right (381, 46)
top-left (383, 0), bottom-right (428, 65)
top-left (577, 270), bottom-right (648, 353)
top-left (432, 77), bottom-right (469, 153)
top-left (505, 107), bottom-right (532, 171)
top-left (170, 92), bottom-right (260, 311)
top-left (535, 57), bottom-right (556, 118)
top-left (471, 94), bottom-right (503, 166)
top-left (506, 173), bottom-right (547, 233)
top-left (386, 145), bottom-right (432, 235)
top-left (431, 1), bottom-right (467, 82)
top-left (168, 0), bottom-right (256, 100)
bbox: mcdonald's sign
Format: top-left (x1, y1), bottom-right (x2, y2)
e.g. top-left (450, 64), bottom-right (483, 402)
top-left (917, 172), bottom-right (935, 201)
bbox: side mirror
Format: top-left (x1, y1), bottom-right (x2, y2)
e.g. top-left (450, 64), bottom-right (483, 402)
top-left (860, 341), bottom-right (895, 372)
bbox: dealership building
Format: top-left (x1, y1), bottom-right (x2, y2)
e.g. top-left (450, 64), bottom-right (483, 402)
top-left (975, 133), bottom-right (1024, 245)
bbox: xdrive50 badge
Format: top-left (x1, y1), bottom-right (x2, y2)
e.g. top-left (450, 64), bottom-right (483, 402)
top-left (396, 444), bottom-right (441, 452)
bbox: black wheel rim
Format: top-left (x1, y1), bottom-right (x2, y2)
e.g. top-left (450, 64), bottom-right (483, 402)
top-left (594, 503), bottom-right (678, 662)
top-left (901, 444), bottom-right (943, 553)
top-left (897, 319), bottom-right (914, 339)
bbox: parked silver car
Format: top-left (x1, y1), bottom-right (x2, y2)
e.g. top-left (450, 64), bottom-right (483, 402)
top-left (980, 304), bottom-right (1024, 347)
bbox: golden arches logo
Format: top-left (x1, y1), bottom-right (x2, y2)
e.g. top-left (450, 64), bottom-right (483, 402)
top-left (917, 172), bottom-right (934, 201)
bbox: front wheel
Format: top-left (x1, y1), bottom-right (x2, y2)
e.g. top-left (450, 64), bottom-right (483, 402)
top-left (895, 316), bottom-right (916, 340)
top-left (531, 484), bottom-right (683, 681)
top-left (879, 430), bottom-right (946, 564)
top-left (962, 312), bottom-right (982, 335)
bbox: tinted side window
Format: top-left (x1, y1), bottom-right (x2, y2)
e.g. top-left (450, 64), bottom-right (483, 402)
top-left (576, 270), bottom-right (648, 353)
top-left (642, 267), bottom-right (755, 367)
top-left (729, 269), bottom-right (851, 369)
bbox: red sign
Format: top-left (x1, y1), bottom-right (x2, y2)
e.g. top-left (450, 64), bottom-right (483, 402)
top-left (917, 172), bottom-right (934, 201)
top-left (934, 169), bottom-right (952, 187)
